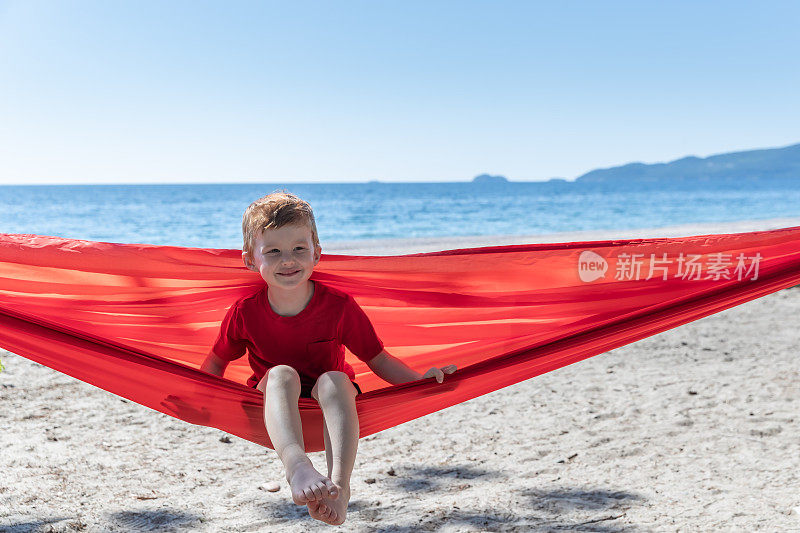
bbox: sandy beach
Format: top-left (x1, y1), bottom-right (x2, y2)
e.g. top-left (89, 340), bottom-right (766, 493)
top-left (1, 219), bottom-right (799, 532)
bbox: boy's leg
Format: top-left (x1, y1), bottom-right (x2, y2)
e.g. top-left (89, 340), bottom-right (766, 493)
top-left (314, 376), bottom-right (359, 484)
top-left (305, 371), bottom-right (359, 525)
top-left (257, 365), bottom-right (338, 505)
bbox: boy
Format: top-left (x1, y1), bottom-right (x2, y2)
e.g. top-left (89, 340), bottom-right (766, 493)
top-left (201, 192), bottom-right (456, 525)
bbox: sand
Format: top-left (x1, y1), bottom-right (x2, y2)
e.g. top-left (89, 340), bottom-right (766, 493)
top-left (1, 218), bottom-right (799, 532)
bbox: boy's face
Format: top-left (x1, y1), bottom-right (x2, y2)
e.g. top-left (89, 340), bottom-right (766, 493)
top-left (243, 223), bottom-right (321, 288)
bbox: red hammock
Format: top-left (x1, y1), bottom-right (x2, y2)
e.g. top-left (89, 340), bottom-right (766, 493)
top-left (1, 227), bottom-right (798, 452)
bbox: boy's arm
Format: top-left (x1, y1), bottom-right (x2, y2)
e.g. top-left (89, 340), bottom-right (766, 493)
top-left (200, 350), bottom-right (231, 378)
top-left (365, 350), bottom-right (422, 384)
top-left (366, 349), bottom-right (456, 385)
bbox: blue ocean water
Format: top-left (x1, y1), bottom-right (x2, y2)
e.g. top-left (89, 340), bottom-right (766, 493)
top-left (1, 181), bottom-right (799, 249)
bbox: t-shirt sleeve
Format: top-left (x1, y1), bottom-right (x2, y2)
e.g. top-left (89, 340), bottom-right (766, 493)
top-left (211, 302), bottom-right (248, 361)
top-left (340, 294), bottom-right (384, 362)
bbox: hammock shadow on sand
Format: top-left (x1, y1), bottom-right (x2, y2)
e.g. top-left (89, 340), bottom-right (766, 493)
top-left (340, 486), bottom-right (643, 532)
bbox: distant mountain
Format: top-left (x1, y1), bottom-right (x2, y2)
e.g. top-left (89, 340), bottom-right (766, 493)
top-left (575, 143), bottom-right (800, 184)
top-left (472, 174), bottom-right (508, 184)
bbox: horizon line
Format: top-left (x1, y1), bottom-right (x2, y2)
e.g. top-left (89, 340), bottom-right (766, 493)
top-left (0, 178), bottom-right (570, 186)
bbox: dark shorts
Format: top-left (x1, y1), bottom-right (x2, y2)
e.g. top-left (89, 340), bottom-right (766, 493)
top-left (251, 370), bottom-right (362, 398)
top-left (299, 380), bottom-right (362, 399)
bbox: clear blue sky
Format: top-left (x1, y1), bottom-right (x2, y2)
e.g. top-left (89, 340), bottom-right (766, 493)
top-left (1, 0), bottom-right (798, 184)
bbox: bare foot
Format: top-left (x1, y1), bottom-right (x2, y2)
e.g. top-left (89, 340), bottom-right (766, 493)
top-left (286, 460), bottom-right (339, 505)
top-left (307, 484), bottom-right (350, 525)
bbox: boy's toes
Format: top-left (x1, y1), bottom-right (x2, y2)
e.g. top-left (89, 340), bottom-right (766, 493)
top-left (307, 500), bottom-right (336, 522)
top-left (324, 479), bottom-right (339, 499)
top-left (322, 506), bottom-right (336, 521)
top-left (310, 482), bottom-right (326, 501)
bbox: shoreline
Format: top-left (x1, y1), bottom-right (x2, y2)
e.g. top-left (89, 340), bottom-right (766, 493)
top-left (322, 215), bottom-right (800, 255)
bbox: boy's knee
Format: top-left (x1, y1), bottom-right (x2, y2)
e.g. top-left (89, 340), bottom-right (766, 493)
top-left (315, 371), bottom-right (355, 400)
top-left (257, 365), bottom-right (300, 393)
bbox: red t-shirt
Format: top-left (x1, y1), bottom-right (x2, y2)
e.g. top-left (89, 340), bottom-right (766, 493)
top-left (212, 280), bottom-right (384, 390)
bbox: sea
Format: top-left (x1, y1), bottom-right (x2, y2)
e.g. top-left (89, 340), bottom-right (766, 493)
top-left (1, 181), bottom-right (799, 249)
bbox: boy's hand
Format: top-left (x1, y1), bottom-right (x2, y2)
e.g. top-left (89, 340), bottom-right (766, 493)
top-left (422, 364), bottom-right (457, 383)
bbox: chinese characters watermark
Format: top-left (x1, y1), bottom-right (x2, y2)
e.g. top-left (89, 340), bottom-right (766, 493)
top-left (578, 250), bottom-right (762, 283)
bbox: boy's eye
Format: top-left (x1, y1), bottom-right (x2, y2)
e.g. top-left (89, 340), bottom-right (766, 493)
top-left (265, 247), bottom-right (305, 253)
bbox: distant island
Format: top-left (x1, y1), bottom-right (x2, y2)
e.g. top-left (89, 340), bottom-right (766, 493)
top-left (576, 142), bottom-right (800, 184)
top-left (472, 174), bottom-right (508, 184)
top-left (471, 175), bottom-right (569, 183)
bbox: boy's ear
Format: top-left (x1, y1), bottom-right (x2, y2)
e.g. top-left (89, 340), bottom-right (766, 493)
top-left (241, 251), bottom-right (255, 271)
top-left (313, 245), bottom-right (321, 265)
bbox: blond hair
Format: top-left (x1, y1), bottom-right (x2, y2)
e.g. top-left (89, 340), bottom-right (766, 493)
top-left (241, 191), bottom-right (320, 259)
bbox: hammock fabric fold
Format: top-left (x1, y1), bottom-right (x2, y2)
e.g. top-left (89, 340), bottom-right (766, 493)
top-left (1, 227), bottom-right (799, 452)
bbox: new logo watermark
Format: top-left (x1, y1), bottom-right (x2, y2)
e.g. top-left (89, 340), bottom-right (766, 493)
top-left (578, 250), bottom-right (608, 282)
top-left (578, 251), bottom-right (762, 282)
